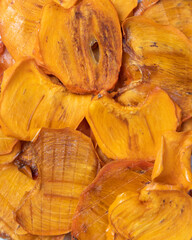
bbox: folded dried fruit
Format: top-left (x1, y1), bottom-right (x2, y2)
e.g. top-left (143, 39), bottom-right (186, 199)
top-left (122, 16), bottom-right (192, 120)
top-left (152, 131), bottom-right (192, 191)
top-left (0, 0), bottom-right (50, 60)
top-left (86, 88), bottom-right (180, 160)
top-left (134, 0), bottom-right (159, 15)
top-left (16, 128), bottom-right (99, 235)
top-left (143, 0), bottom-right (192, 41)
top-left (36, 0), bottom-right (122, 93)
top-left (0, 164), bottom-right (35, 237)
top-left (72, 160), bottom-right (152, 240)
top-left (108, 190), bottom-right (192, 240)
top-left (0, 58), bottom-right (91, 141)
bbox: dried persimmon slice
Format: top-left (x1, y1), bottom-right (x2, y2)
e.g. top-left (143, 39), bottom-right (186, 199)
top-left (134, 0), bottom-right (159, 15)
top-left (16, 128), bottom-right (99, 235)
top-left (0, 164), bottom-right (35, 237)
top-left (122, 16), bottom-right (192, 120)
top-left (0, 0), bottom-right (50, 60)
top-left (72, 160), bottom-right (152, 240)
top-left (0, 59), bottom-right (91, 141)
top-left (151, 131), bottom-right (192, 191)
top-left (143, 0), bottom-right (192, 41)
top-left (86, 88), bottom-right (181, 160)
top-left (108, 190), bottom-right (192, 240)
top-left (37, 0), bottom-right (122, 94)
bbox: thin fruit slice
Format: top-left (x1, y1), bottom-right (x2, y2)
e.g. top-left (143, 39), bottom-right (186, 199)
top-left (37, 0), bottom-right (122, 93)
top-left (122, 16), bottom-right (192, 120)
top-left (72, 160), bottom-right (152, 240)
top-left (143, 0), bottom-right (192, 41)
top-left (134, 0), bottom-right (159, 15)
top-left (16, 128), bottom-right (99, 235)
top-left (0, 0), bottom-right (50, 60)
top-left (0, 59), bottom-right (91, 141)
top-left (86, 88), bottom-right (181, 160)
top-left (152, 131), bottom-right (192, 190)
top-left (108, 190), bottom-right (192, 240)
top-left (111, 0), bottom-right (138, 21)
top-left (0, 164), bottom-right (35, 236)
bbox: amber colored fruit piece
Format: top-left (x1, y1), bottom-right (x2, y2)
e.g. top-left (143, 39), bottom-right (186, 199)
top-left (151, 131), bottom-right (192, 190)
top-left (86, 88), bottom-right (181, 160)
top-left (143, 0), bottom-right (192, 41)
top-left (108, 190), bottom-right (192, 240)
top-left (123, 16), bottom-right (192, 120)
top-left (0, 164), bottom-right (35, 236)
top-left (53, 0), bottom-right (78, 8)
top-left (0, 0), bottom-right (51, 60)
top-left (16, 128), bottom-right (99, 235)
top-left (134, 0), bottom-right (159, 15)
top-left (111, 0), bottom-right (137, 21)
top-left (0, 59), bottom-right (91, 141)
top-left (72, 160), bottom-right (152, 240)
top-left (37, 0), bottom-right (122, 94)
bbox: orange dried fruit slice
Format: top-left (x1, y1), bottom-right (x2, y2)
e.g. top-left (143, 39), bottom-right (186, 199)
top-left (122, 16), bottom-right (192, 120)
top-left (0, 164), bottom-right (35, 236)
top-left (151, 131), bottom-right (192, 190)
top-left (72, 160), bottom-right (152, 240)
top-left (134, 0), bottom-right (159, 15)
top-left (36, 0), bottom-right (122, 93)
top-left (143, 0), bottom-right (192, 41)
top-left (111, 0), bottom-right (138, 21)
top-left (86, 88), bottom-right (181, 160)
top-left (16, 128), bottom-right (99, 235)
top-left (0, 0), bottom-right (50, 60)
top-left (0, 59), bottom-right (91, 141)
top-left (108, 190), bottom-right (192, 240)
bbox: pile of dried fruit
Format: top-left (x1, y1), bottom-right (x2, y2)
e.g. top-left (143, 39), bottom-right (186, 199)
top-left (0, 0), bottom-right (192, 239)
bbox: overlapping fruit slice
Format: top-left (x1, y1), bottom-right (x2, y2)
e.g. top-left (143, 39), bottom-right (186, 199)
top-left (0, 128), bottom-right (20, 164)
top-left (111, 0), bottom-right (137, 21)
top-left (0, 0), bottom-right (51, 60)
top-left (122, 16), bottom-right (192, 120)
top-left (108, 190), bottom-right (192, 240)
top-left (37, 0), bottom-right (122, 93)
top-left (151, 131), bottom-right (192, 190)
top-left (86, 88), bottom-right (180, 160)
top-left (143, 0), bottom-right (192, 41)
top-left (134, 0), bottom-right (159, 15)
top-left (0, 164), bottom-right (35, 237)
top-left (0, 58), bottom-right (91, 141)
top-left (16, 128), bottom-right (99, 235)
top-left (72, 160), bottom-right (152, 240)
